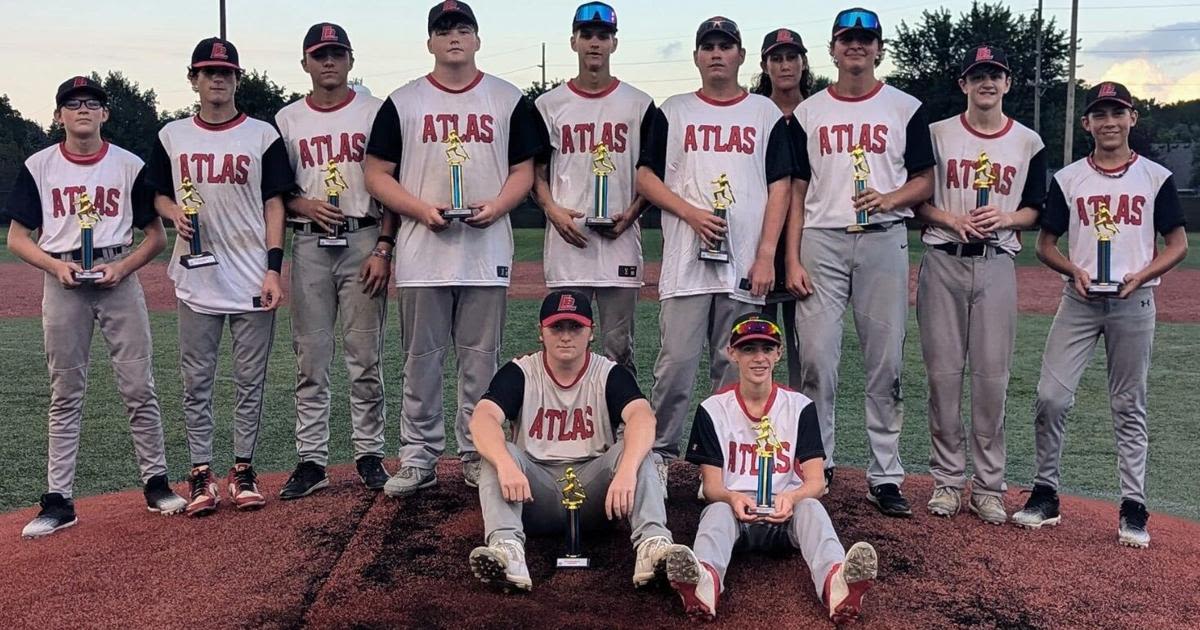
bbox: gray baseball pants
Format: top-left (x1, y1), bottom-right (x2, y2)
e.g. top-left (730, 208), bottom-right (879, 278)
top-left (290, 228), bottom-right (387, 466)
top-left (1032, 285), bottom-right (1156, 504)
top-left (397, 286), bottom-right (506, 469)
top-left (793, 226), bottom-right (909, 487)
top-left (478, 441), bottom-right (672, 547)
top-left (177, 302), bottom-right (276, 465)
top-left (42, 271), bottom-right (168, 497)
top-left (916, 247), bottom-right (1017, 496)
top-left (560, 285), bottom-right (638, 377)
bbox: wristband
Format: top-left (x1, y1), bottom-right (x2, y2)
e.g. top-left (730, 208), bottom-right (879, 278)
top-left (377, 235), bottom-right (396, 247)
top-left (371, 248), bottom-right (393, 261)
top-left (267, 248), bottom-right (284, 273)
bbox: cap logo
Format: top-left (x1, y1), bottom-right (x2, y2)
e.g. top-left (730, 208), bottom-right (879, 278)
top-left (73, 76), bottom-right (88, 88)
top-left (557, 293), bottom-right (577, 312)
top-left (443, 0), bottom-right (459, 10)
top-left (1099, 83), bottom-right (1118, 97)
top-left (321, 25), bottom-right (337, 41)
top-left (777, 29), bottom-right (792, 42)
top-left (976, 46), bottom-right (993, 62)
top-left (211, 42), bottom-right (229, 60)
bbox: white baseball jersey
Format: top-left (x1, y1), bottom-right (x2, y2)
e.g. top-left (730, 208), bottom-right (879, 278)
top-left (686, 384), bottom-right (824, 496)
top-left (5, 142), bottom-right (154, 253)
top-left (1041, 153), bottom-right (1185, 288)
top-left (794, 82), bottom-right (935, 229)
top-left (639, 91), bottom-right (793, 305)
top-left (275, 91), bottom-right (385, 220)
top-left (146, 114), bottom-right (295, 314)
top-left (367, 72), bottom-right (544, 287)
top-left (925, 114), bottom-right (1046, 253)
top-left (535, 80), bottom-right (654, 288)
top-left (481, 351), bottom-right (645, 465)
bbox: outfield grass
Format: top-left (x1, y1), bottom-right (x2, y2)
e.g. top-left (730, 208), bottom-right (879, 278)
top-left (1, 300), bottom-right (1197, 520)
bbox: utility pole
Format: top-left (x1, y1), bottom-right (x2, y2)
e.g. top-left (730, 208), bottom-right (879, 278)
top-left (219, 0), bottom-right (227, 39)
top-left (1033, 0), bottom-right (1043, 134)
top-left (1063, 0), bottom-right (1079, 165)
top-left (540, 42), bottom-right (547, 90)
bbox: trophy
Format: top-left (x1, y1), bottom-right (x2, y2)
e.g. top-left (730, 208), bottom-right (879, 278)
top-left (72, 192), bottom-right (104, 282)
top-left (752, 416), bottom-right (783, 516)
top-left (973, 151), bottom-right (996, 210)
top-left (846, 145), bottom-right (874, 233)
top-left (556, 467), bottom-right (589, 569)
top-left (1088, 202), bottom-right (1121, 296)
top-left (585, 142), bottom-right (616, 229)
top-left (443, 129), bottom-right (473, 221)
top-left (697, 173), bottom-right (733, 263)
top-left (318, 159), bottom-right (349, 247)
top-left (177, 178), bottom-right (218, 269)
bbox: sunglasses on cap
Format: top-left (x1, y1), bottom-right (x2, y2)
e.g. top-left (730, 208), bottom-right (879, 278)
top-left (835, 8), bottom-right (881, 31)
top-left (574, 2), bottom-right (616, 27)
top-left (62, 98), bottom-right (104, 111)
top-left (732, 319), bottom-right (782, 337)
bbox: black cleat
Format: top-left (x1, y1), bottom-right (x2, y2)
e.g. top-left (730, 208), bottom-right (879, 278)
top-left (356, 455), bottom-right (390, 491)
top-left (279, 461), bottom-right (329, 500)
top-left (867, 483), bottom-right (913, 517)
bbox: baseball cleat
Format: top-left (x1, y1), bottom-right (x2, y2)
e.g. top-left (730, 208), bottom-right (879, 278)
top-left (356, 455), bottom-right (389, 491)
top-left (927, 486), bottom-right (961, 518)
top-left (462, 459), bottom-right (482, 489)
top-left (664, 545), bottom-right (719, 620)
top-left (1012, 484), bottom-right (1061, 529)
top-left (21, 493), bottom-right (78, 539)
top-left (384, 466), bottom-right (437, 497)
top-left (185, 466), bottom-right (220, 517)
top-left (969, 494), bottom-right (1008, 525)
top-left (1118, 500), bottom-right (1150, 549)
top-left (469, 540), bottom-right (532, 592)
top-left (632, 535), bottom-right (675, 587)
top-left (868, 483), bottom-right (913, 517)
top-left (825, 542), bottom-right (877, 623)
top-left (143, 474), bottom-right (187, 515)
top-left (228, 463), bottom-right (266, 510)
top-left (279, 461), bottom-right (329, 500)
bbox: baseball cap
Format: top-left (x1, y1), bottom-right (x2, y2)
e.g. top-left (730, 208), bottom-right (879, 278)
top-left (573, 2), bottom-right (617, 32)
top-left (304, 23), bottom-right (353, 54)
top-left (729, 313), bottom-right (782, 348)
top-left (190, 37), bottom-right (241, 71)
top-left (540, 290), bottom-right (594, 327)
top-left (55, 76), bottom-right (106, 107)
top-left (695, 16), bottom-right (741, 48)
top-left (1085, 81), bottom-right (1135, 114)
top-left (761, 28), bottom-right (807, 57)
top-left (832, 7), bottom-right (882, 40)
top-left (960, 44), bottom-right (1010, 77)
top-left (428, 0), bottom-right (478, 33)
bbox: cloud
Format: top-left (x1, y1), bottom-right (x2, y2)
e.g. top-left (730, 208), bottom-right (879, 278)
top-left (1089, 21), bottom-right (1200, 58)
top-left (658, 41), bottom-right (683, 60)
top-left (1099, 58), bottom-right (1200, 104)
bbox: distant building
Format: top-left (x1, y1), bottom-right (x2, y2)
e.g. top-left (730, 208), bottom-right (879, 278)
top-left (1152, 143), bottom-right (1196, 194)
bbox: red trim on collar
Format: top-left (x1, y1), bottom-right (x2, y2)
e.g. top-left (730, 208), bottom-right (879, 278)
top-left (306, 90), bottom-right (356, 113)
top-left (568, 78), bottom-right (621, 98)
top-left (959, 113), bottom-right (1013, 139)
top-left (1088, 151), bottom-right (1139, 175)
top-left (193, 112), bottom-right (247, 131)
top-left (826, 80), bottom-right (884, 102)
top-left (694, 89), bottom-right (749, 107)
top-left (426, 71), bottom-right (485, 94)
top-left (59, 141), bottom-right (109, 166)
top-left (734, 383), bottom-right (779, 423)
top-left (542, 351), bottom-right (591, 390)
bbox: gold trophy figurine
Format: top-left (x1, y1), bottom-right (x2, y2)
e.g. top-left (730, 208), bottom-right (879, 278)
top-left (586, 142), bottom-right (617, 229)
top-left (1089, 202), bottom-right (1122, 296)
top-left (73, 192), bottom-right (104, 281)
top-left (443, 129), bottom-right (472, 220)
top-left (556, 467), bottom-right (590, 568)
top-left (698, 173), bottom-right (733, 263)
top-left (318, 159), bottom-right (350, 247)
top-left (752, 417), bottom-right (784, 515)
top-left (178, 177), bottom-right (218, 269)
top-left (969, 150), bottom-right (997, 243)
top-left (847, 145), bottom-right (875, 233)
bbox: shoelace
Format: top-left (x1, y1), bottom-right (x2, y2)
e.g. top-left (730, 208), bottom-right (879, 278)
top-left (190, 470), bottom-right (212, 500)
top-left (234, 467), bottom-right (258, 492)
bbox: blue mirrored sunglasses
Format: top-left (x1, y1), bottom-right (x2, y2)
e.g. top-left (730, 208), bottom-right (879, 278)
top-left (574, 3), bottom-right (616, 26)
top-left (834, 9), bottom-right (880, 30)
top-left (733, 319), bottom-right (781, 337)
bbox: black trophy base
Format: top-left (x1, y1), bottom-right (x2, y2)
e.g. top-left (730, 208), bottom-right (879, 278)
top-left (556, 556), bottom-right (591, 569)
top-left (180, 252), bottom-right (219, 269)
top-left (1087, 281), bottom-right (1122, 297)
top-left (752, 505), bottom-right (775, 517)
top-left (846, 223), bottom-right (886, 234)
top-left (442, 207), bottom-right (474, 221)
top-left (317, 235), bottom-right (349, 248)
top-left (585, 217), bottom-right (617, 230)
top-left (698, 249), bottom-right (730, 263)
top-left (73, 270), bottom-right (105, 282)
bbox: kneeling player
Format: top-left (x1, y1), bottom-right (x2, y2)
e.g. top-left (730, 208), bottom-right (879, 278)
top-left (467, 290), bottom-right (686, 591)
top-left (664, 313), bottom-right (877, 622)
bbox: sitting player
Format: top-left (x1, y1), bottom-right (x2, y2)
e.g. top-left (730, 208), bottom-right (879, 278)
top-left (664, 313), bottom-right (878, 622)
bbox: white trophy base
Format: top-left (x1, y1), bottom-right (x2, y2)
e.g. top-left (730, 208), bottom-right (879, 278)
top-left (317, 236), bottom-right (349, 248)
top-left (556, 557), bottom-right (590, 569)
top-left (698, 249), bottom-right (730, 263)
top-left (73, 270), bottom-right (105, 282)
top-left (180, 253), bottom-right (219, 269)
top-left (1087, 281), bottom-right (1122, 297)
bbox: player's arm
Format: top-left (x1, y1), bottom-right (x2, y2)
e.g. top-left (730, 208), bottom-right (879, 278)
top-left (915, 201), bottom-right (987, 242)
top-left (972, 148), bottom-right (1047, 234)
top-left (3, 165), bottom-right (81, 285)
top-left (635, 108), bottom-right (725, 247)
top-left (604, 367), bottom-right (654, 519)
top-left (470, 364), bottom-right (532, 503)
top-left (465, 157), bottom-right (534, 228)
top-left (466, 96), bottom-right (543, 229)
top-left (603, 103), bottom-right (658, 240)
top-left (363, 98), bottom-right (447, 231)
top-left (747, 120), bottom-right (795, 296)
top-left (1035, 178), bottom-right (1090, 297)
top-left (260, 137), bottom-right (294, 310)
top-left (1120, 175), bottom-right (1189, 297)
top-left (535, 162), bottom-right (588, 248)
top-left (94, 171), bottom-right (167, 289)
top-left (854, 104), bottom-right (936, 215)
top-left (783, 120), bottom-right (814, 298)
top-left (146, 137), bottom-right (193, 241)
top-left (359, 208), bottom-right (396, 297)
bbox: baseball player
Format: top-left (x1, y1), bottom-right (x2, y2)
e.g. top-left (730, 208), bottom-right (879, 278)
top-left (916, 45), bottom-right (1046, 524)
top-left (467, 290), bottom-right (687, 592)
top-left (146, 37), bottom-right (295, 516)
top-left (275, 23), bottom-right (392, 499)
top-left (364, 0), bottom-right (544, 495)
top-left (636, 16), bottom-right (793, 469)
top-left (532, 2), bottom-right (654, 378)
top-left (662, 313), bottom-right (878, 622)
top-left (787, 7), bottom-right (935, 516)
top-left (1012, 81), bottom-right (1188, 548)
top-left (5, 76), bottom-right (187, 538)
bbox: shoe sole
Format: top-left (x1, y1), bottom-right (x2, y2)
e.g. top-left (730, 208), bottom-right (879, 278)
top-left (1118, 535), bottom-right (1150, 549)
top-left (147, 499), bottom-right (188, 516)
top-left (664, 548), bottom-right (716, 620)
top-left (867, 494), bottom-right (913, 518)
top-left (1013, 515), bottom-right (1061, 529)
top-left (279, 477), bottom-right (330, 500)
top-left (186, 496), bottom-right (219, 517)
top-left (968, 503), bottom-right (1008, 525)
top-left (359, 474), bottom-right (388, 491)
top-left (831, 543), bottom-right (877, 623)
top-left (384, 476), bottom-right (437, 498)
top-left (469, 548), bottom-right (532, 592)
top-left (234, 497), bottom-right (266, 511)
top-left (927, 505), bottom-right (959, 518)
top-left (22, 517), bottom-right (79, 539)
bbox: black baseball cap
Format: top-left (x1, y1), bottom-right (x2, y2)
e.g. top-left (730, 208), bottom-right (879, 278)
top-left (190, 37), bottom-right (241, 71)
top-left (1085, 81), bottom-right (1135, 114)
top-left (540, 290), bottom-right (594, 327)
top-left (696, 16), bottom-right (741, 48)
top-left (573, 2), bottom-right (617, 32)
top-left (960, 44), bottom-right (1010, 77)
top-left (55, 76), bottom-right (106, 107)
top-left (428, 0), bottom-right (478, 32)
top-left (761, 28), bottom-right (807, 56)
top-left (832, 7), bottom-right (882, 40)
top-left (729, 313), bottom-right (782, 348)
top-left (304, 23), bottom-right (353, 54)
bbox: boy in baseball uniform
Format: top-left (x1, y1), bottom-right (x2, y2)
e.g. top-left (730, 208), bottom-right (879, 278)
top-left (1012, 82), bottom-right (1187, 548)
top-left (467, 290), bottom-right (685, 592)
top-left (147, 37), bottom-right (294, 516)
top-left (365, 0), bottom-right (544, 496)
top-left (275, 23), bottom-right (393, 498)
top-left (916, 45), bottom-right (1046, 524)
top-left (5, 76), bottom-right (187, 538)
top-left (663, 313), bottom-right (878, 622)
top-left (532, 2), bottom-right (654, 378)
top-left (788, 7), bottom-right (935, 516)
top-left (636, 16), bottom-right (793, 468)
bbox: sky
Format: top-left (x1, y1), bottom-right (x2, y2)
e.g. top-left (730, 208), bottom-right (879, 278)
top-left (2, 0), bottom-right (1198, 127)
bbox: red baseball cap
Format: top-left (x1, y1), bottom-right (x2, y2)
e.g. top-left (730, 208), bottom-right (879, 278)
top-left (540, 290), bottom-right (594, 327)
top-left (729, 313), bottom-right (782, 348)
top-left (191, 37), bottom-right (241, 71)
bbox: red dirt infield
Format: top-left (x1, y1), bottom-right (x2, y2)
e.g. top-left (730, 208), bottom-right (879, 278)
top-left (4, 461), bottom-right (1199, 629)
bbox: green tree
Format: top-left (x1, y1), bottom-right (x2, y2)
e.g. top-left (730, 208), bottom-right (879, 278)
top-left (524, 79), bottom-right (565, 101)
top-left (236, 71), bottom-right (303, 122)
top-left (47, 72), bottom-right (163, 160)
top-left (0, 95), bottom-right (49, 202)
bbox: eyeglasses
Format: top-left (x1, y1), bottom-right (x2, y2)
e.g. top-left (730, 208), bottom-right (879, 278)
top-left (574, 2), bottom-right (616, 26)
top-left (310, 47), bottom-right (350, 61)
top-left (834, 8), bottom-right (881, 31)
top-left (62, 99), bottom-right (103, 111)
top-left (732, 319), bottom-right (781, 337)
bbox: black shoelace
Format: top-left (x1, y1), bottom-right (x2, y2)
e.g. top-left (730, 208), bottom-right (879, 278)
top-left (234, 467), bottom-right (258, 492)
top-left (190, 470), bottom-right (212, 500)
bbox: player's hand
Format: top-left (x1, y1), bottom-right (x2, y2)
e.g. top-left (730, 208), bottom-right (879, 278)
top-left (747, 257), bottom-right (775, 297)
top-left (764, 493), bottom-right (795, 524)
top-left (289, 197), bottom-right (344, 234)
top-left (598, 209), bottom-right (637, 240)
top-left (53, 260), bottom-right (82, 289)
top-left (686, 206), bottom-right (727, 249)
top-left (606, 468), bottom-right (637, 520)
top-left (785, 260), bottom-right (814, 298)
top-left (970, 205), bottom-right (1009, 234)
top-left (358, 251), bottom-right (391, 297)
top-left (1070, 265), bottom-right (1092, 299)
top-left (422, 205), bottom-right (451, 232)
top-left (165, 206), bottom-right (194, 242)
top-left (948, 212), bottom-right (988, 242)
top-left (852, 187), bottom-right (896, 216)
top-left (727, 492), bottom-right (761, 523)
top-left (497, 463), bottom-right (532, 503)
top-left (92, 261), bottom-right (128, 289)
top-left (1118, 272), bottom-right (1147, 299)
top-left (465, 200), bottom-right (503, 229)
top-left (546, 204), bottom-right (588, 248)
top-left (260, 271), bottom-right (284, 311)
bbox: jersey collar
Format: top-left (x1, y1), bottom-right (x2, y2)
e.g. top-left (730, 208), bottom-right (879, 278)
top-left (541, 351), bottom-right (591, 390)
top-left (826, 80), bottom-right (883, 102)
top-left (306, 89), bottom-right (356, 113)
top-left (568, 78), bottom-right (621, 99)
top-left (734, 383), bottom-right (779, 423)
top-left (59, 141), bottom-right (109, 165)
top-left (426, 71), bottom-right (485, 94)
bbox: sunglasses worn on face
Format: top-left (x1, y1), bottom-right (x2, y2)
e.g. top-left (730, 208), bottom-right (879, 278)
top-left (62, 99), bottom-right (103, 110)
top-left (732, 319), bottom-right (781, 337)
top-left (835, 9), bottom-right (880, 31)
top-left (574, 3), bottom-right (616, 26)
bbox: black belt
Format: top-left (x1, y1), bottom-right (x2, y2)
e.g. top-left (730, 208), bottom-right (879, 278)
top-left (290, 216), bottom-right (378, 235)
top-left (53, 245), bottom-right (125, 262)
top-left (932, 242), bottom-right (995, 257)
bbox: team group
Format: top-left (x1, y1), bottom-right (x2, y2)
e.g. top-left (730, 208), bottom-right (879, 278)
top-left (4, 0), bottom-right (1188, 623)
